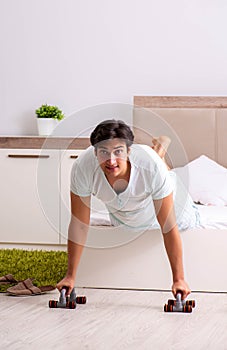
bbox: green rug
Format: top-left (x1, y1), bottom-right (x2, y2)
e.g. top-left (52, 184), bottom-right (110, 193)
top-left (0, 249), bottom-right (67, 292)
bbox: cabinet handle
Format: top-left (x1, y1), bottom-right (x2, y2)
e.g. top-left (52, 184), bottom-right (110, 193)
top-left (70, 155), bottom-right (78, 159)
top-left (8, 154), bottom-right (50, 159)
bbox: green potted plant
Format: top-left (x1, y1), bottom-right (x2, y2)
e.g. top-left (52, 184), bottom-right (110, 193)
top-left (36, 104), bottom-right (65, 136)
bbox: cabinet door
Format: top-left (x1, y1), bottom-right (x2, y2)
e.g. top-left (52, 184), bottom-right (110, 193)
top-left (0, 149), bottom-right (60, 244)
top-left (59, 149), bottom-right (85, 244)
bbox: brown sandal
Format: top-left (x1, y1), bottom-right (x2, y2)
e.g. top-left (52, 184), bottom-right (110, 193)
top-left (6, 278), bottom-right (55, 296)
top-left (0, 274), bottom-right (18, 285)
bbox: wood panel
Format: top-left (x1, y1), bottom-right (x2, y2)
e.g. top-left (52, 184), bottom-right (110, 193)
top-left (134, 96), bottom-right (227, 108)
top-left (0, 137), bottom-right (90, 149)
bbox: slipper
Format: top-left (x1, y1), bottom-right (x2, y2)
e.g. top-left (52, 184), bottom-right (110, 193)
top-left (0, 274), bottom-right (18, 285)
top-left (6, 278), bottom-right (55, 296)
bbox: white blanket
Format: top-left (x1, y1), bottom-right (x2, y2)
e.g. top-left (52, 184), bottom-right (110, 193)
top-left (197, 205), bottom-right (227, 229)
top-left (90, 205), bottom-right (227, 230)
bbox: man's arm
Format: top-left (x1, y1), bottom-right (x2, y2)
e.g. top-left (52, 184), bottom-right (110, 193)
top-left (153, 193), bottom-right (191, 299)
top-left (56, 192), bottom-right (91, 295)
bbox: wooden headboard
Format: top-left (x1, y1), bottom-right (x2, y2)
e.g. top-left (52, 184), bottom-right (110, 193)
top-left (133, 96), bottom-right (227, 168)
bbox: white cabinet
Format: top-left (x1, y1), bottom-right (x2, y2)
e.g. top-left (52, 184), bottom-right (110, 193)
top-left (0, 147), bottom-right (94, 245)
top-left (0, 149), bottom-right (60, 244)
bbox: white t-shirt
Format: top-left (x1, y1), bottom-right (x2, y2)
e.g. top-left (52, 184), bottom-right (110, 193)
top-left (70, 144), bottom-right (173, 229)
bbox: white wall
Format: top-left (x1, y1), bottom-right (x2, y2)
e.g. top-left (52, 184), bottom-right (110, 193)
top-left (1, 0), bottom-right (227, 135)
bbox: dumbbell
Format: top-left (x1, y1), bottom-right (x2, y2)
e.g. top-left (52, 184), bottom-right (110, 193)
top-left (164, 291), bottom-right (195, 313)
top-left (167, 297), bottom-right (195, 308)
top-left (49, 287), bottom-right (87, 309)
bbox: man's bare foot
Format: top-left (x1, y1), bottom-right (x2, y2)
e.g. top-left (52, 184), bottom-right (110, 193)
top-left (152, 136), bottom-right (171, 158)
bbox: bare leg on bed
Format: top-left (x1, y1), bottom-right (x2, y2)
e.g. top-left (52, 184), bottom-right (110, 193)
top-left (152, 136), bottom-right (171, 170)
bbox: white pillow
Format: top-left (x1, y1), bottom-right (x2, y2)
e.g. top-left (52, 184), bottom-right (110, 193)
top-left (173, 155), bottom-right (227, 206)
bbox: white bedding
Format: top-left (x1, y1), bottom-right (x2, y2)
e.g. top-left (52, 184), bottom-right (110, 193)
top-left (196, 205), bottom-right (227, 229)
top-left (90, 211), bottom-right (112, 226)
top-left (90, 204), bottom-right (227, 230)
top-left (173, 155), bottom-right (227, 206)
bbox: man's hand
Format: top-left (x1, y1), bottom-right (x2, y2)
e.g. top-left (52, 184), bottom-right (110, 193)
top-left (172, 279), bottom-right (191, 300)
top-left (56, 276), bottom-right (75, 296)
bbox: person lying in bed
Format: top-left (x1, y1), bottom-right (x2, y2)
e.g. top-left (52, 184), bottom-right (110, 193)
top-left (57, 119), bottom-right (197, 299)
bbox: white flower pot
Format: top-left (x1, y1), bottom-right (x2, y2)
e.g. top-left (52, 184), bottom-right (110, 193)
top-left (37, 118), bottom-right (58, 136)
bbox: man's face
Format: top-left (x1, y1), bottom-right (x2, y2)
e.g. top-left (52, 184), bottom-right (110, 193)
top-left (95, 138), bottom-right (130, 178)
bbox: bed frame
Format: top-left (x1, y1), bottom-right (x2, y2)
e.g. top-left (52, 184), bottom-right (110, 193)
top-left (76, 97), bottom-right (227, 293)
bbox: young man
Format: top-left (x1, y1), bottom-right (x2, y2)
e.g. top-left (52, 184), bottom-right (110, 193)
top-left (57, 120), bottom-right (193, 299)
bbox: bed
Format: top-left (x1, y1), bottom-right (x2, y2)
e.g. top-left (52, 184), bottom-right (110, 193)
top-left (75, 96), bottom-right (227, 293)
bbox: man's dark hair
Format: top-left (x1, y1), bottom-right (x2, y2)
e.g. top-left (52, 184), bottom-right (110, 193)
top-left (90, 119), bottom-right (134, 148)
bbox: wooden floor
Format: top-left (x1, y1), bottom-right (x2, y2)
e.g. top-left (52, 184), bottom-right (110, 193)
top-left (0, 288), bottom-right (226, 350)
